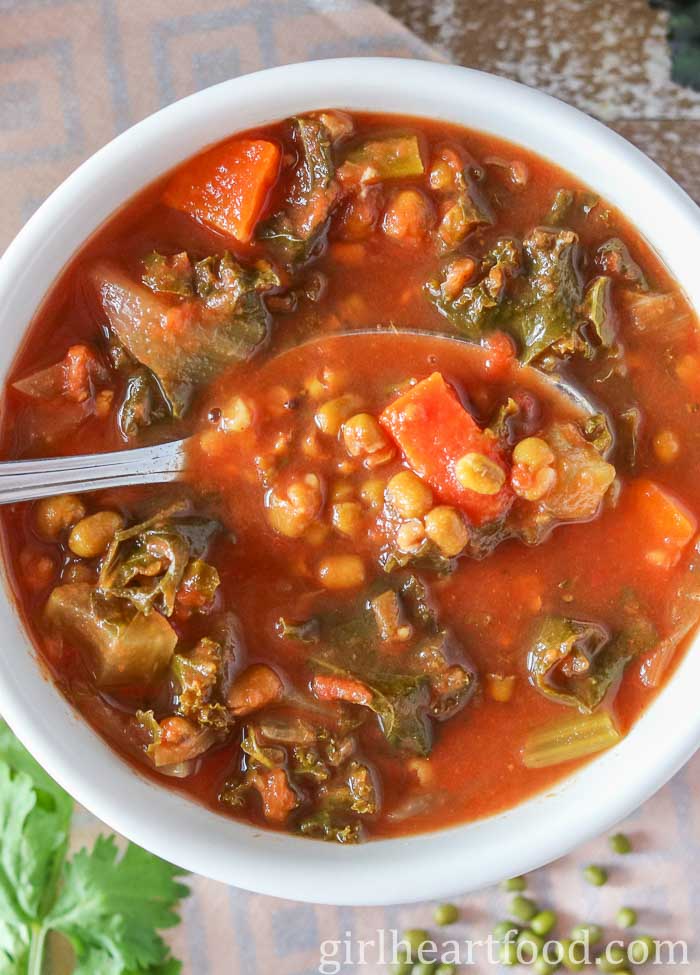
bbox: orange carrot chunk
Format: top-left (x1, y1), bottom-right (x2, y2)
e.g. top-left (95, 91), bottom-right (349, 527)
top-left (311, 673), bottom-right (373, 706)
top-left (628, 479), bottom-right (697, 569)
top-left (379, 372), bottom-right (512, 525)
top-left (163, 138), bottom-right (281, 242)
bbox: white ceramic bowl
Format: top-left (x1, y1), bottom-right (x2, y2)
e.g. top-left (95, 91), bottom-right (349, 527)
top-left (0, 58), bottom-right (699, 906)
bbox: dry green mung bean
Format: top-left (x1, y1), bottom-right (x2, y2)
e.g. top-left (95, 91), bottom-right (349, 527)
top-left (560, 938), bottom-right (586, 972)
top-left (627, 936), bottom-right (655, 965)
top-left (402, 929), bottom-right (430, 955)
top-left (434, 903), bottom-right (459, 926)
top-left (531, 910), bottom-right (557, 936)
top-left (596, 943), bottom-right (628, 972)
top-left (609, 832), bottom-right (632, 855)
top-left (493, 921), bottom-right (520, 941)
top-left (517, 929), bottom-right (545, 958)
top-left (571, 923), bottom-right (603, 945)
top-left (510, 895), bottom-right (538, 922)
top-left (616, 907), bottom-right (637, 929)
top-left (583, 864), bottom-right (608, 886)
top-left (501, 876), bottom-right (527, 892)
top-left (499, 941), bottom-right (518, 966)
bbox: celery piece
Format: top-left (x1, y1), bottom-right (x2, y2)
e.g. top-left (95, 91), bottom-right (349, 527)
top-left (522, 711), bottom-right (621, 769)
top-left (344, 134), bottom-right (424, 180)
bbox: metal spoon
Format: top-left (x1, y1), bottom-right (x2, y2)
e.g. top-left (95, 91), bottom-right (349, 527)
top-left (0, 330), bottom-right (603, 504)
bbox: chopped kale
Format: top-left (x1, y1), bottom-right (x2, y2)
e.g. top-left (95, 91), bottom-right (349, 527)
top-left (527, 614), bottom-right (657, 711)
top-left (297, 810), bottom-right (363, 843)
top-left (98, 506), bottom-right (220, 617)
top-left (583, 412), bottom-right (614, 456)
top-left (135, 710), bottom-right (216, 770)
top-left (427, 227), bottom-right (602, 364)
top-left (118, 366), bottom-right (171, 439)
top-left (299, 580), bottom-right (475, 755)
top-left (142, 251), bottom-right (194, 296)
top-left (93, 253), bottom-right (279, 416)
top-left (425, 238), bottom-right (521, 340)
top-left (509, 227), bottom-right (584, 363)
top-left (597, 238), bottom-right (649, 290)
top-left (544, 188), bottom-right (575, 226)
top-left (239, 725), bottom-right (286, 771)
top-left (276, 617), bottom-right (321, 643)
top-left (342, 665), bottom-right (433, 755)
top-left (581, 276), bottom-right (617, 347)
top-left (257, 116), bottom-right (338, 265)
top-left (172, 637), bottom-right (231, 730)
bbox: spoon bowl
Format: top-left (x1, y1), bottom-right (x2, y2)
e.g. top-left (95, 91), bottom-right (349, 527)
top-left (0, 329), bottom-right (604, 504)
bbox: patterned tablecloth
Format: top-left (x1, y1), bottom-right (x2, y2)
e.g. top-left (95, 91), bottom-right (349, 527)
top-left (2, 1), bottom-right (700, 972)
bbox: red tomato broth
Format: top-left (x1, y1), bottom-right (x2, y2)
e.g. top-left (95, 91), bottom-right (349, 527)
top-left (0, 110), bottom-right (698, 843)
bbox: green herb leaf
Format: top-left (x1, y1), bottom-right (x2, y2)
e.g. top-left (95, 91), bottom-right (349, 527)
top-left (73, 946), bottom-right (183, 974)
top-left (0, 725), bottom-right (73, 930)
top-left (46, 836), bottom-right (188, 972)
top-left (0, 721), bottom-right (187, 975)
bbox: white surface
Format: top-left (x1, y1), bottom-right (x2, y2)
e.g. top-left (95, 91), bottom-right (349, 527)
top-left (0, 58), bottom-right (698, 905)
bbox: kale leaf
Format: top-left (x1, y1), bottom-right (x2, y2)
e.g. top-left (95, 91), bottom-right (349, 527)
top-left (282, 577), bottom-right (475, 756)
top-left (98, 507), bottom-right (220, 617)
top-left (527, 614), bottom-right (657, 711)
top-left (258, 116), bottom-right (338, 265)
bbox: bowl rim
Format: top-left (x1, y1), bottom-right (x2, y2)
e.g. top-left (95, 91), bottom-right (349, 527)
top-left (1, 56), bottom-right (700, 906)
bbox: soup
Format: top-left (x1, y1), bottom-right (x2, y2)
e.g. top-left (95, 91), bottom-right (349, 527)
top-left (2, 110), bottom-right (699, 843)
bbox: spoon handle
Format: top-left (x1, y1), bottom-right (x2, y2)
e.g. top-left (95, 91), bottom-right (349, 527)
top-left (0, 438), bottom-right (188, 503)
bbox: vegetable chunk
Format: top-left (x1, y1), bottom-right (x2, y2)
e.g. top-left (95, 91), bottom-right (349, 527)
top-left (379, 372), bottom-right (512, 525)
top-left (527, 614), bottom-right (657, 712)
top-left (163, 137), bottom-right (281, 242)
top-left (258, 116), bottom-right (339, 264)
top-left (99, 508), bottom-right (220, 617)
top-left (91, 255), bottom-right (278, 416)
top-left (515, 421), bottom-right (616, 543)
top-left (339, 133), bottom-right (424, 184)
top-left (46, 584), bottom-right (177, 687)
top-left (522, 711), bottom-right (621, 769)
top-left (627, 479), bottom-right (697, 569)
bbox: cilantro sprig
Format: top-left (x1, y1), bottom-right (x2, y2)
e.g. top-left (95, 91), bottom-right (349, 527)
top-left (0, 721), bottom-right (188, 975)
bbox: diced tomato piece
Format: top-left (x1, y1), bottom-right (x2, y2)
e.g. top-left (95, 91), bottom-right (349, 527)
top-left (250, 768), bottom-right (298, 823)
top-left (311, 673), bottom-right (373, 706)
top-left (379, 372), bottom-right (512, 525)
top-left (482, 331), bottom-right (516, 379)
top-left (163, 138), bottom-right (281, 242)
top-left (627, 479), bottom-right (697, 569)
